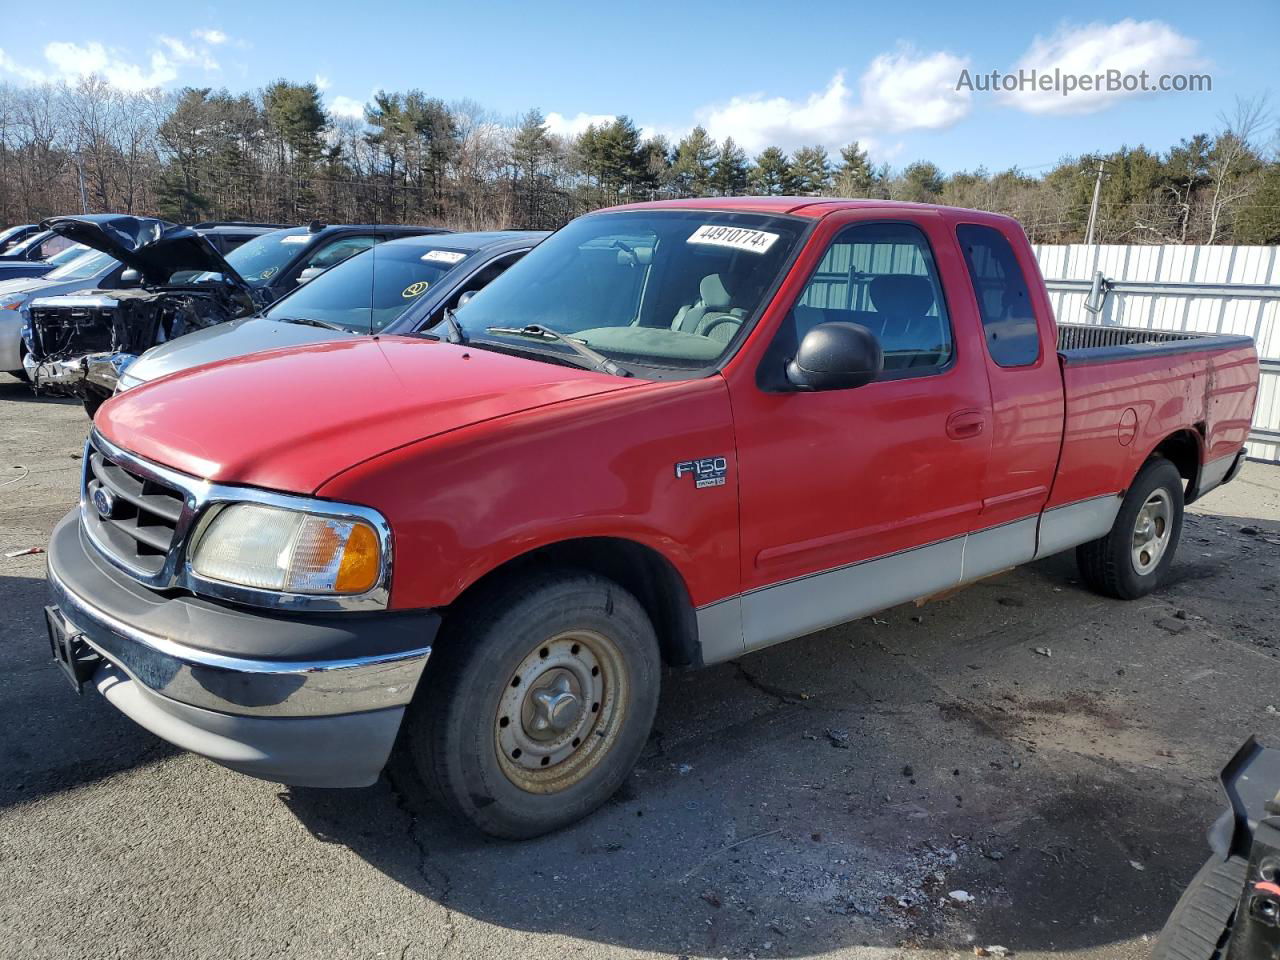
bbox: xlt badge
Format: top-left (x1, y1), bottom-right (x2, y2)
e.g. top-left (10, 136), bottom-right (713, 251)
top-left (675, 456), bottom-right (728, 489)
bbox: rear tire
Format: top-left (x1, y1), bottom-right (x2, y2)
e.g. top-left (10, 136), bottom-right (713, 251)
top-left (1077, 456), bottom-right (1184, 599)
top-left (1153, 854), bottom-right (1247, 960)
top-left (82, 394), bottom-right (104, 419)
top-left (405, 569), bottom-right (661, 839)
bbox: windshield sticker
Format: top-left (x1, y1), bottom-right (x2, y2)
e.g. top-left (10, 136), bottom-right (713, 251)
top-left (422, 250), bottom-right (467, 265)
top-left (687, 225), bottom-right (779, 255)
top-left (402, 281), bottom-right (429, 298)
top-left (259, 266), bottom-right (278, 279)
top-left (280, 235), bottom-right (310, 244)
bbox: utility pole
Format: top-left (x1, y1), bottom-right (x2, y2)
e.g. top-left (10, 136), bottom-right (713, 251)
top-left (1084, 157), bottom-right (1108, 246)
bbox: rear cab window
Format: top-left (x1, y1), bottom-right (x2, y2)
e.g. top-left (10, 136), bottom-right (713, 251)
top-left (956, 223), bottom-right (1040, 367)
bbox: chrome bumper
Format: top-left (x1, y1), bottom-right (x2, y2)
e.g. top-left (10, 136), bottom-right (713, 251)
top-left (46, 512), bottom-right (433, 719)
top-left (29, 351), bottom-right (137, 395)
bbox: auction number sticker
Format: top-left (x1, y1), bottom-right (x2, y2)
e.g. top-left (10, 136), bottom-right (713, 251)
top-left (687, 224), bottom-right (779, 254)
top-left (280, 235), bottom-right (310, 244)
top-left (421, 250), bottom-right (467, 265)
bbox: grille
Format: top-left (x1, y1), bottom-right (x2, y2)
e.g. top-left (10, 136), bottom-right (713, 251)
top-left (82, 436), bottom-right (187, 577)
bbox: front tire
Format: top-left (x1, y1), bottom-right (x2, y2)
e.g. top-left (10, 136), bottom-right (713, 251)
top-left (82, 395), bottom-right (104, 419)
top-left (405, 569), bottom-right (661, 839)
top-left (1077, 456), bottom-right (1184, 599)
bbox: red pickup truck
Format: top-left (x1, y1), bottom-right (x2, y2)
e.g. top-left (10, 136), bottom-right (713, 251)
top-left (43, 198), bottom-right (1258, 838)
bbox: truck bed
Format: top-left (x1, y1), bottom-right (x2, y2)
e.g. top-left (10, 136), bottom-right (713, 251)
top-left (1049, 322), bottom-right (1258, 515)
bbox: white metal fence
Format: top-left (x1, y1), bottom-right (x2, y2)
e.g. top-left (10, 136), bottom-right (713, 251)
top-left (1033, 244), bottom-right (1280, 463)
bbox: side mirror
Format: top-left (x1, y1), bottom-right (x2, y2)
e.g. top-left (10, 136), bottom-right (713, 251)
top-left (119, 269), bottom-right (141, 287)
top-left (785, 322), bottom-right (882, 391)
top-left (297, 267), bottom-right (325, 285)
top-left (456, 289), bottom-right (477, 309)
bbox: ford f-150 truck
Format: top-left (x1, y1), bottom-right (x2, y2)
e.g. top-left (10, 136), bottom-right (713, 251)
top-left (42, 198), bottom-right (1258, 839)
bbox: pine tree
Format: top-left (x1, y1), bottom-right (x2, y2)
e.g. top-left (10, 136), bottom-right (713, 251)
top-left (671, 126), bottom-right (716, 196)
top-left (834, 141), bottom-right (873, 196)
top-left (749, 146), bottom-right (792, 195)
top-left (788, 146), bottom-right (831, 195)
top-left (710, 137), bottom-right (749, 196)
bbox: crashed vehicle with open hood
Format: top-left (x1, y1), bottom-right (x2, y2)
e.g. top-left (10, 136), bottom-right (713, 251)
top-left (25, 214), bottom-right (255, 415)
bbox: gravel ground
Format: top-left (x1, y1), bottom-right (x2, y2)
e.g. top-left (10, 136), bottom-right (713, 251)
top-left (2, 372), bottom-right (1279, 960)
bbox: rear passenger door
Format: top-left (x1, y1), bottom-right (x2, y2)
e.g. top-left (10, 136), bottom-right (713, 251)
top-left (953, 222), bottom-right (1064, 558)
top-left (731, 215), bottom-right (993, 653)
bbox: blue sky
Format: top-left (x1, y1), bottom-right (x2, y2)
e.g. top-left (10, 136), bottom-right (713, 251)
top-left (3, 0), bottom-right (1277, 173)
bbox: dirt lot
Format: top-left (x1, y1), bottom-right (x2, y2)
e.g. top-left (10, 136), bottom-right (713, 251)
top-left (2, 372), bottom-right (1279, 960)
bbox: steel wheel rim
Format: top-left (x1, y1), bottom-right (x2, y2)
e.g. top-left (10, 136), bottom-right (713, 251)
top-left (1132, 489), bottom-right (1172, 575)
top-left (495, 629), bottom-right (629, 794)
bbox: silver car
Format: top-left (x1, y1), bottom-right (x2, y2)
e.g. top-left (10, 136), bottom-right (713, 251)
top-left (1, 247), bottom-right (118, 378)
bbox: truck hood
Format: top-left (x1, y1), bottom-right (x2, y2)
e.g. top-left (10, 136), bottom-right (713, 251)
top-left (123, 315), bottom-right (362, 386)
top-left (41, 215), bottom-right (249, 291)
top-left (96, 335), bottom-right (641, 492)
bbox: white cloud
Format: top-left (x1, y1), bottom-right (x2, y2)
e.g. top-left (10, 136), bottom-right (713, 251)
top-left (544, 111), bottom-right (616, 138)
top-left (700, 47), bottom-right (970, 155)
top-left (0, 48), bottom-right (50, 84)
top-left (192, 28), bottom-right (228, 46)
top-left (1001, 19), bottom-right (1202, 115)
top-left (314, 73), bottom-right (331, 91)
top-left (0, 33), bottom-right (227, 91)
top-left (328, 95), bottom-right (366, 120)
top-left (857, 48), bottom-right (972, 132)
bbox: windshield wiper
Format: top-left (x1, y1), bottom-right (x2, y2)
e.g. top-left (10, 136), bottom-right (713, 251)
top-left (276, 316), bottom-right (349, 332)
top-left (486, 324), bottom-right (632, 377)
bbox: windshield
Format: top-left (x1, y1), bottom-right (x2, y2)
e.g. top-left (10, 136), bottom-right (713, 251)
top-left (225, 229), bottom-right (309, 285)
top-left (265, 243), bottom-right (471, 333)
top-left (45, 248), bottom-right (116, 282)
top-left (453, 210), bottom-right (805, 372)
top-left (0, 225), bottom-right (30, 251)
top-left (44, 244), bottom-right (88, 267)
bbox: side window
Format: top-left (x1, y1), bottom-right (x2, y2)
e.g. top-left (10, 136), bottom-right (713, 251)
top-left (430, 252), bottom-right (529, 324)
top-left (956, 224), bottom-right (1040, 367)
top-left (789, 221), bottom-right (952, 375)
top-left (306, 235), bottom-right (377, 270)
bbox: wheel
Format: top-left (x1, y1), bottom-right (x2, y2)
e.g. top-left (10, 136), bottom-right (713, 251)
top-left (1077, 457), bottom-right (1184, 599)
top-left (405, 569), bottom-right (661, 839)
top-left (1153, 854), bottom-right (1247, 960)
top-left (82, 395), bottom-right (104, 419)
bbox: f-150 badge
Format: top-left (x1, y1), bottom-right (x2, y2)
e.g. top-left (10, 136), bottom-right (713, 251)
top-left (675, 456), bottom-right (728, 489)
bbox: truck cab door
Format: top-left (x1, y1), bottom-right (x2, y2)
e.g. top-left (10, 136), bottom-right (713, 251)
top-left (725, 214), bottom-right (993, 656)
top-left (953, 222), bottom-right (1065, 565)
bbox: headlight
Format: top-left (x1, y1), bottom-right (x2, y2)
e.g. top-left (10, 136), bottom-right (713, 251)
top-left (114, 371), bottom-right (143, 392)
top-left (0, 293), bottom-right (23, 310)
top-left (190, 503), bottom-right (383, 595)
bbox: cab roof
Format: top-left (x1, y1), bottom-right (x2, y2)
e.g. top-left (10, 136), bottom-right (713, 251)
top-left (600, 196), bottom-right (1020, 227)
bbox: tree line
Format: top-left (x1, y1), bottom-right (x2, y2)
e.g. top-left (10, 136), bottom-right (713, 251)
top-left (1, 77), bottom-right (1278, 245)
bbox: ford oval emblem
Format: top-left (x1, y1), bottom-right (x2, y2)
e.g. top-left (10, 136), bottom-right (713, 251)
top-left (92, 486), bottom-right (116, 520)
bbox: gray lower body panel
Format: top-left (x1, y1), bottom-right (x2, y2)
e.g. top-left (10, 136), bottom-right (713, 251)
top-left (95, 662), bottom-right (404, 787)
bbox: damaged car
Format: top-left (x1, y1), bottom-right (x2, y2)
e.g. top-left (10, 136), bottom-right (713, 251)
top-left (25, 214), bottom-right (256, 416)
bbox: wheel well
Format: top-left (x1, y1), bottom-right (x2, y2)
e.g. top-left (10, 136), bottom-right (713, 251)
top-left (1152, 426), bottom-right (1204, 500)
top-left (445, 538), bottom-right (701, 668)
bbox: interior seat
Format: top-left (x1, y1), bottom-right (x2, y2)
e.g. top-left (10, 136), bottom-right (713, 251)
top-left (671, 274), bottom-right (746, 342)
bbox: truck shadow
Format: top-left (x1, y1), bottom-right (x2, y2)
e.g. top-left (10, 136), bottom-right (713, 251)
top-left (0, 575), bottom-right (179, 811)
top-left (0, 374), bottom-right (76, 405)
top-left (281, 523), bottom-right (1279, 956)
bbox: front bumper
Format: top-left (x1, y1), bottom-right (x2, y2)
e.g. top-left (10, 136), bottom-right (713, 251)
top-left (46, 510), bottom-right (438, 786)
top-left (28, 351), bottom-right (136, 398)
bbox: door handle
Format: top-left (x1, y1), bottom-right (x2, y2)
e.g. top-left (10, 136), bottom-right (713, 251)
top-left (946, 409), bottom-right (986, 440)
